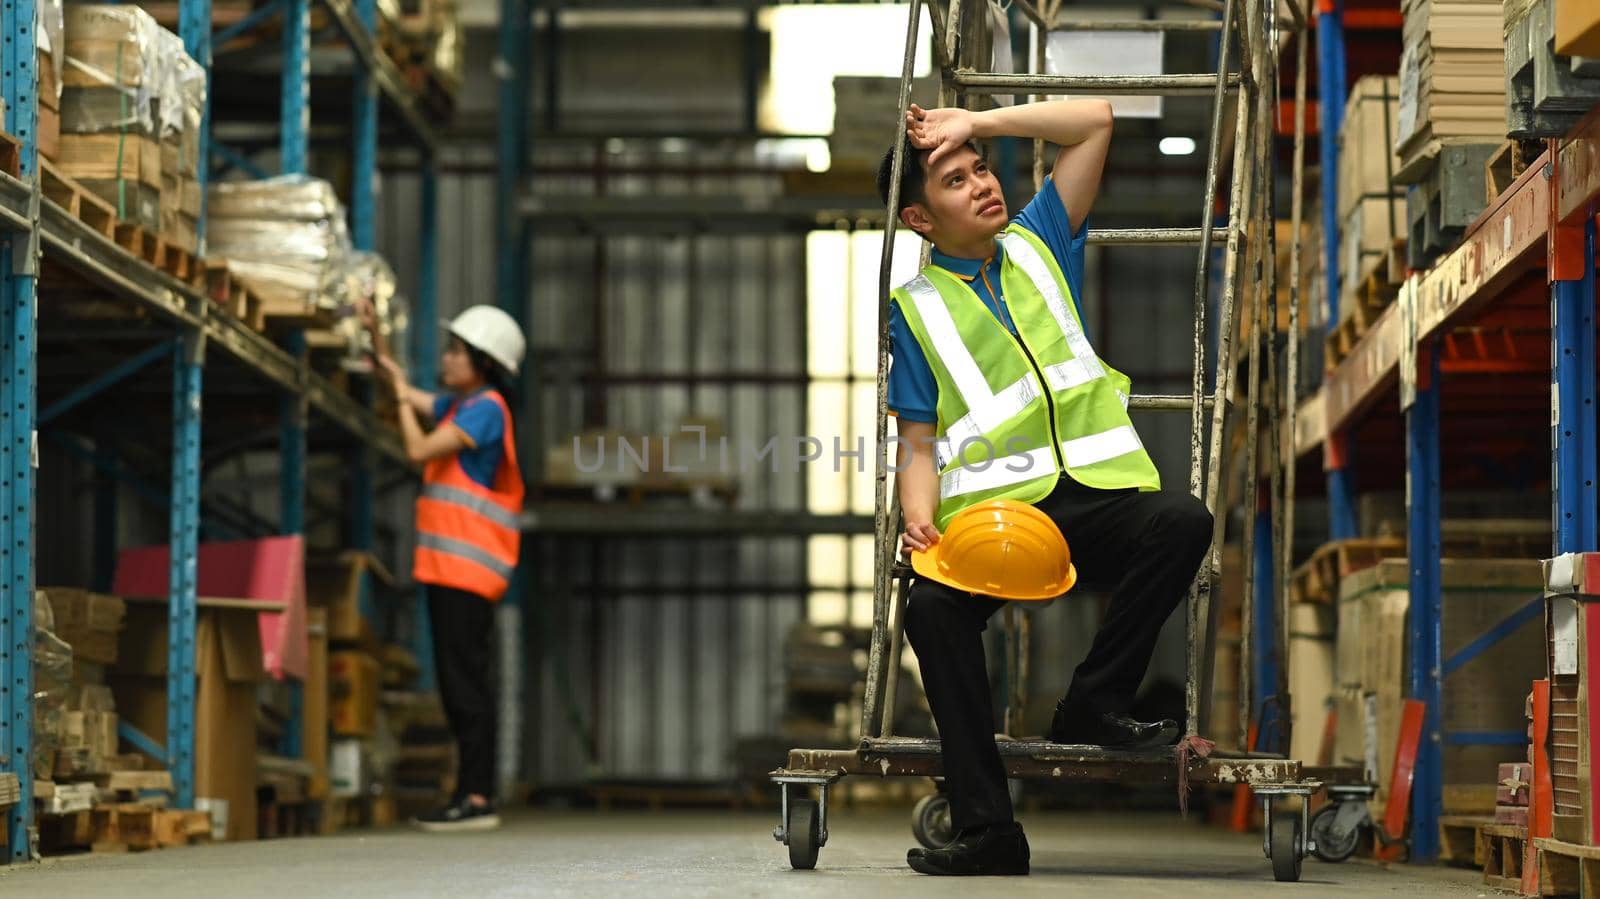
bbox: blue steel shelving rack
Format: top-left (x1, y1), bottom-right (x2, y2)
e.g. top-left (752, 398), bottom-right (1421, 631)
top-left (1284, 3), bottom-right (1600, 859)
top-left (0, 0), bottom-right (440, 861)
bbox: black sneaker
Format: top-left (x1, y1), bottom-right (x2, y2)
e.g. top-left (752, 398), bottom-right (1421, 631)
top-left (412, 797), bottom-right (501, 832)
top-left (907, 821), bottom-right (1030, 876)
top-left (1048, 701), bottom-right (1179, 749)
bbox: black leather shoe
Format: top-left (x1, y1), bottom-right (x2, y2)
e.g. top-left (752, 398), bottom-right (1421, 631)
top-left (907, 821), bottom-right (1030, 876)
top-left (1048, 702), bottom-right (1179, 748)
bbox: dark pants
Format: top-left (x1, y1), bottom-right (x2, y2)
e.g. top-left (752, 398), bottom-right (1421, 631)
top-left (428, 585), bottom-right (497, 801)
top-left (902, 475), bottom-right (1213, 831)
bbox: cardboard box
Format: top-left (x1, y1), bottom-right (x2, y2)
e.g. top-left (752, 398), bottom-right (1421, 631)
top-left (1288, 636), bottom-right (1335, 763)
top-left (1337, 76), bottom-right (1404, 220)
top-left (59, 709), bottom-right (117, 758)
top-left (111, 598), bottom-right (264, 841)
top-left (1339, 196), bottom-right (1404, 298)
top-left (329, 651), bottom-right (380, 738)
top-left (113, 537), bottom-right (309, 682)
top-left (1339, 558), bottom-right (1544, 801)
top-left (1288, 601), bottom-right (1335, 638)
top-left (43, 587), bottom-right (125, 665)
top-left (307, 552), bottom-right (392, 647)
top-left (44, 588), bottom-right (125, 631)
top-left (1555, 0), bottom-right (1600, 57)
top-left (303, 606), bottom-right (330, 799)
top-left (39, 50), bottom-right (60, 162)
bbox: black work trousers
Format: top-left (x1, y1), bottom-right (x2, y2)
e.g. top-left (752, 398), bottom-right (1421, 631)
top-left (902, 475), bottom-right (1213, 831)
top-left (428, 585), bottom-right (498, 801)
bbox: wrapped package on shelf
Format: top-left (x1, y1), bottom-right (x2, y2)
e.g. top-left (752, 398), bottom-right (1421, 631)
top-left (32, 591), bottom-right (73, 782)
top-left (60, 4), bottom-right (165, 228)
top-left (429, 0), bottom-right (462, 92)
top-left (325, 251), bottom-right (412, 374)
top-left (207, 176), bottom-right (354, 318)
top-left (37, 0), bottom-right (64, 161)
top-left (152, 27), bottom-right (205, 252)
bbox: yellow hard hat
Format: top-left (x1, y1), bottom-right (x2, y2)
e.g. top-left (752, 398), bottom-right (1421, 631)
top-left (911, 499), bottom-right (1077, 601)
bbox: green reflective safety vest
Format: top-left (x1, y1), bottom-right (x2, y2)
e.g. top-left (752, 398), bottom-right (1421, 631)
top-left (893, 224), bottom-right (1161, 531)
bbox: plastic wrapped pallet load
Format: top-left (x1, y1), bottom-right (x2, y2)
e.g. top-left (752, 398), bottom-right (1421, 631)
top-left (37, 0), bottom-right (63, 161)
top-left (324, 250), bottom-right (411, 373)
top-left (151, 27), bottom-right (205, 253)
top-left (207, 176), bottom-right (353, 321)
top-left (60, 4), bottom-right (166, 229)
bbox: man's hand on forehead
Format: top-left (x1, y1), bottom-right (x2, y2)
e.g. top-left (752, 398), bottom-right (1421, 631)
top-left (906, 104), bottom-right (977, 168)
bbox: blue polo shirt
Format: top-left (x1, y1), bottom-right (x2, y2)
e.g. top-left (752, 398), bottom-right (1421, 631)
top-left (888, 176), bottom-right (1090, 423)
top-left (433, 389), bottom-right (506, 489)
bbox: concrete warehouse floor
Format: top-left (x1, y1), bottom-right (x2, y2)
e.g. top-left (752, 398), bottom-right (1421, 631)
top-left (0, 809), bottom-right (1488, 898)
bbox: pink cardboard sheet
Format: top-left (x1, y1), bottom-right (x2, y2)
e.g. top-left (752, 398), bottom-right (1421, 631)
top-left (113, 535), bottom-right (309, 680)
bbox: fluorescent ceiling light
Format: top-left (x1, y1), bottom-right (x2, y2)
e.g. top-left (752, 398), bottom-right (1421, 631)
top-left (1159, 136), bottom-right (1197, 156)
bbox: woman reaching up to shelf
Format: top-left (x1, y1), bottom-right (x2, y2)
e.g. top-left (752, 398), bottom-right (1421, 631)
top-left (369, 304), bottom-right (527, 832)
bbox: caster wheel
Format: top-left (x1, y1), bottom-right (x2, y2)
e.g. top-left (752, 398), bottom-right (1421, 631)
top-left (1271, 813), bottom-right (1303, 883)
top-left (788, 798), bottom-right (821, 870)
top-left (1310, 803), bottom-right (1361, 863)
top-left (911, 793), bottom-right (954, 850)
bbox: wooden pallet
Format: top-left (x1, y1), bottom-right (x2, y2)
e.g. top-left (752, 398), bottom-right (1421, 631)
top-left (0, 132), bottom-right (20, 179)
top-left (322, 794), bottom-right (398, 833)
top-left (1439, 814), bottom-right (1492, 868)
top-left (1289, 527), bottom-right (1554, 605)
top-left (1481, 822), bottom-right (1527, 892)
top-left (91, 803), bottom-right (158, 852)
top-left (40, 158), bottom-right (116, 239)
top-left (1288, 537), bottom-right (1407, 605)
top-left (1534, 837), bottom-right (1600, 897)
top-left (1326, 240), bottom-right (1407, 368)
top-left (153, 809), bottom-right (211, 847)
top-left (1484, 140), bottom-right (1538, 204)
top-left (38, 809), bottom-right (94, 855)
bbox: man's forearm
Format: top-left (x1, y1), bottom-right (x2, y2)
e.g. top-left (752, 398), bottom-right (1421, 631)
top-left (896, 441), bottom-right (941, 526)
top-left (970, 99), bottom-right (1112, 149)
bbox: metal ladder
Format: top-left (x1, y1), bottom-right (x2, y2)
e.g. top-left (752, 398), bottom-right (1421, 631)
top-left (859, 0), bottom-right (1295, 753)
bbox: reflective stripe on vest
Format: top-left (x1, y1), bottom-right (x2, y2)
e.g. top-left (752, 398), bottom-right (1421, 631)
top-left (999, 231), bottom-right (1106, 381)
top-left (420, 482), bottom-right (522, 531)
top-left (417, 531), bottom-right (516, 581)
top-left (938, 425), bottom-right (1145, 500)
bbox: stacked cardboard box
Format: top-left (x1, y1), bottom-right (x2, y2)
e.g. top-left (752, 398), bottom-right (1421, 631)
top-left (155, 31), bottom-right (204, 254)
top-left (58, 6), bottom-right (204, 251)
top-left (1497, 761), bottom-right (1531, 826)
top-left (1337, 559), bottom-right (1544, 812)
top-left (112, 598), bottom-right (265, 841)
top-left (43, 588), bottom-right (125, 667)
top-left (1337, 77), bottom-right (1406, 317)
top-left (1287, 602), bottom-right (1336, 764)
top-left (37, 0), bottom-right (62, 162)
top-left (1395, 0), bottom-right (1507, 182)
top-left (60, 5), bottom-right (164, 230)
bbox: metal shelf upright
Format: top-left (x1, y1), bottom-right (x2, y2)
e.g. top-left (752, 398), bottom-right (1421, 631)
top-left (2, 0), bottom-right (442, 859)
top-left (1284, 106), bottom-right (1600, 861)
top-left (1, 0), bottom-right (39, 862)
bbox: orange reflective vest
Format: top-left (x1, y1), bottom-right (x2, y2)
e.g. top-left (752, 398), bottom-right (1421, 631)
top-left (414, 390), bottom-right (525, 601)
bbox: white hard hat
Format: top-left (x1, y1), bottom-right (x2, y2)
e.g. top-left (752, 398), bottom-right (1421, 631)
top-left (446, 305), bottom-right (526, 377)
